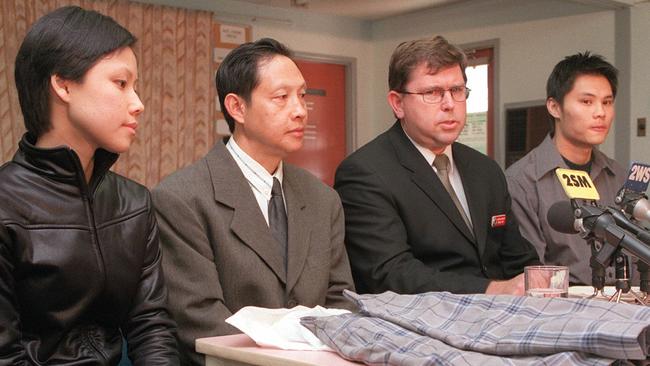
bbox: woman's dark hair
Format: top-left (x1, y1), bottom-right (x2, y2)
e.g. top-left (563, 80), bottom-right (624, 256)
top-left (14, 6), bottom-right (136, 137)
top-left (216, 38), bottom-right (293, 133)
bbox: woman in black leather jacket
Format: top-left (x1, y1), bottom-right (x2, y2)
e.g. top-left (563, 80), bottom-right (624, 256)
top-left (0, 6), bottom-right (178, 365)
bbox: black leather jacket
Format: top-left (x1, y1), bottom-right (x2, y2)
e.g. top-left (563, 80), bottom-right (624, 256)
top-left (0, 134), bottom-right (178, 365)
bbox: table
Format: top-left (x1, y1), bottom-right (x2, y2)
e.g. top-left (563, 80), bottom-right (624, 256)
top-left (569, 285), bottom-right (646, 304)
top-left (196, 334), bottom-right (361, 366)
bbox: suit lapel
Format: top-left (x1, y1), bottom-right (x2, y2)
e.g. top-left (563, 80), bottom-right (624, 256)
top-left (453, 144), bottom-right (487, 255)
top-left (282, 166), bottom-right (311, 294)
top-left (388, 123), bottom-right (476, 244)
top-left (206, 142), bottom-right (287, 284)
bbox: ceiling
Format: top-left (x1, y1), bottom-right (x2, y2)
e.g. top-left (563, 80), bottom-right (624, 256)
top-left (236, 0), bottom-right (468, 20)
top-left (234, 0), bottom-right (640, 21)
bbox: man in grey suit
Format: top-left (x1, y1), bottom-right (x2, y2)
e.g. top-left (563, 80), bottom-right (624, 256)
top-left (152, 38), bottom-right (355, 365)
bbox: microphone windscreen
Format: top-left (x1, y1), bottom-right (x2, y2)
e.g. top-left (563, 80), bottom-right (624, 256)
top-left (632, 198), bottom-right (650, 224)
top-left (547, 201), bottom-right (579, 234)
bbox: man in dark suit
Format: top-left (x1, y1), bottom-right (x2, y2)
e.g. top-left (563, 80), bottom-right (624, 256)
top-left (153, 38), bottom-right (355, 365)
top-left (335, 36), bottom-right (539, 295)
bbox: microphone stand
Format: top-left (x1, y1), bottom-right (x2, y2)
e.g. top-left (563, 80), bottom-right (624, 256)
top-left (609, 249), bottom-right (645, 304)
top-left (573, 201), bottom-right (610, 298)
top-left (575, 203), bottom-right (650, 304)
top-left (588, 238), bottom-right (607, 298)
top-left (614, 189), bottom-right (650, 302)
top-left (637, 261), bottom-right (650, 303)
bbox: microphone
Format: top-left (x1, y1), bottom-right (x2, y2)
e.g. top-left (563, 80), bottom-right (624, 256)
top-left (616, 191), bottom-right (650, 224)
top-left (547, 201), bottom-right (580, 234)
top-left (549, 168), bottom-right (601, 235)
top-left (614, 162), bottom-right (650, 294)
top-left (548, 200), bottom-right (650, 245)
top-left (547, 200), bottom-right (607, 290)
top-left (615, 162), bottom-right (650, 224)
top-left (552, 167), bottom-right (650, 296)
top-left (547, 201), bottom-right (650, 265)
top-left (606, 206), bottom-right (650, 245)
top-left (630, 198), bottom-right (650, 224)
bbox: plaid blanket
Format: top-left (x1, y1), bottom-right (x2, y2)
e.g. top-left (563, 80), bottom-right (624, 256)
top-left (301, 290), bottom-right (650, 365)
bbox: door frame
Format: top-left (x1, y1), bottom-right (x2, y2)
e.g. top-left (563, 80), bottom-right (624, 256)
top-left (295, 52), bottom-right (357, 153)
top-left (460, 39), bottom-right (500, 165)
top-left (503, 99), bottom-right (548, 168)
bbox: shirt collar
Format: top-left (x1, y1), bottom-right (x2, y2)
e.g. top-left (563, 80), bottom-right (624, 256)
top-left (403, 130), bottom-right (455, 174)
top-left (534, 133), bottom-right (616, 181)
top-left (226, 137), bottom-right (283, 197)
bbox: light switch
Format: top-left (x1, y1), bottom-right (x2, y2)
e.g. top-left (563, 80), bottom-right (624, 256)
top-left (638, 117), bottom-right (646, 137)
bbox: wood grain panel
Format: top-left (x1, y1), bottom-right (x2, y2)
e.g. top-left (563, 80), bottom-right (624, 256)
top-left (0, 0), bottom-right (215, 188)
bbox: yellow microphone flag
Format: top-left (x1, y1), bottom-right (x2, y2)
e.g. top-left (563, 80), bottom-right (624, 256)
top-left (555, 168), bottom-right (600, 200)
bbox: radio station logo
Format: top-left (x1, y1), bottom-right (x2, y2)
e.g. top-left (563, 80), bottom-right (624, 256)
top-left (624, 162), bottom-right (650, 193)
top-left (555, 168), bottom-right (600, 200)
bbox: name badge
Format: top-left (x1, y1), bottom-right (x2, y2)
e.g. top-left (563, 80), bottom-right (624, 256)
top-left (491, 214), bottom-right (506, 228)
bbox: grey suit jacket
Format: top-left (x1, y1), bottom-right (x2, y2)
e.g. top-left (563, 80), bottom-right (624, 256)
top-left (152, 141), bottom-right (354, 365)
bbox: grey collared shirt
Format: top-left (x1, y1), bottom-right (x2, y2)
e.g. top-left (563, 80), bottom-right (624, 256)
top-left (505, 134), bottom-right (625, 285)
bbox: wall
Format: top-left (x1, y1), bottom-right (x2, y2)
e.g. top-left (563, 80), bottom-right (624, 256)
top-left (371, 5), bottom-right (618, 164)
top-left (136, 0), bottom-right (648, 167)
top-left (134, 0), bottom-right (376, 148)
top-left (630, 2), bottom-right (650, 163)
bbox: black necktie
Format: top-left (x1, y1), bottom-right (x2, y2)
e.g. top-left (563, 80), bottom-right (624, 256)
top-left (269, 177), bottom-right (288, 273)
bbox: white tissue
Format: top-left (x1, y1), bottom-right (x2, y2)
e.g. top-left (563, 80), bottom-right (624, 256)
top-left (225, 305), bottom-right (350, 351)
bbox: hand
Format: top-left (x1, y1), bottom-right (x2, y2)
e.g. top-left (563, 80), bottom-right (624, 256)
top-left (485, 273), bottom-right (525, 296)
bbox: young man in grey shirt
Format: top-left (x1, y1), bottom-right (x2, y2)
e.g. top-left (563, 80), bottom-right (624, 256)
top-left (506, 52), bottom-right (625, 286)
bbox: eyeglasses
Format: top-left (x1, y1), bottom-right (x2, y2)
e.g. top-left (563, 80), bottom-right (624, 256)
top-left (398, 86), bottom-right (471, 104)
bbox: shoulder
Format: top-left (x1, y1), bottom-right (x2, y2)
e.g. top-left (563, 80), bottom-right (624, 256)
top-left (0, 162), bottom-right (24, 219)
top-left (505, 152), bottom-right (535, 178)
top-left (103, 172), bottom-right (152, 209)
top-left (285, 164), bottom-right (339, 202)
top-left (338, 130), bottom-right (398, 176)
top-left (596, 149), bottom-right (626, 177)
top-left (346, 130), bottom-right (392, 160)
top-left (153, 155), bottom-right (212, 199)
top-left (0, 160), bottom-right (12, 174)
top-left (0, 161), bottom-right (20, 196)
top-left (454, 142), bottom-right (502, 174)
top-left (504, 143), bottom-right (548, 186)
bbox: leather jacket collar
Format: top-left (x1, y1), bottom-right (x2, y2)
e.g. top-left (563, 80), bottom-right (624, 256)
top-left (14, 133), bottom-right (119, 194)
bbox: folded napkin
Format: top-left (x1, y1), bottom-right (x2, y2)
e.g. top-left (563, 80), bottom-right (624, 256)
top-left (225, 305), bottom-right (350, 351)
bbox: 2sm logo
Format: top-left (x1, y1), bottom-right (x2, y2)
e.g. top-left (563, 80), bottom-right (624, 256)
top-left (555, 168), bottom-right (600, 201)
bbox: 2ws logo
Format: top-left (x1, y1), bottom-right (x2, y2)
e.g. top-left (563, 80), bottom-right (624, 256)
top-left (624, 162), bottom-right (650, 193)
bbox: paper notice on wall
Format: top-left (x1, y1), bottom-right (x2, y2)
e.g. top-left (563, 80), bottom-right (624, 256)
top-left (220, 24), bottom-right (246, 45)
top-left (458, 112), bottom-right (487, 154)
top-left (214, 47), bottom-right (231, 63)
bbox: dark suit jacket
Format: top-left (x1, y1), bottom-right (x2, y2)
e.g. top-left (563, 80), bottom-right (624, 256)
top-left (334, 121), bottom-right (539, 295)
top-left (152, 141), bottom-right (355, 365)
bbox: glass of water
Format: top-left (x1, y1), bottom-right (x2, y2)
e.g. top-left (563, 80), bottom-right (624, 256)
top-left (524, 265), bottom-right (569, 298)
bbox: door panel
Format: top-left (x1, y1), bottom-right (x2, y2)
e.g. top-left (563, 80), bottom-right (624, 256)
top-left (288, 60), bottom-right (346, 186)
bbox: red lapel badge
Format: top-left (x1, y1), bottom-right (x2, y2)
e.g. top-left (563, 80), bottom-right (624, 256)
top-left (491, 214), bottom-right (506, 228)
